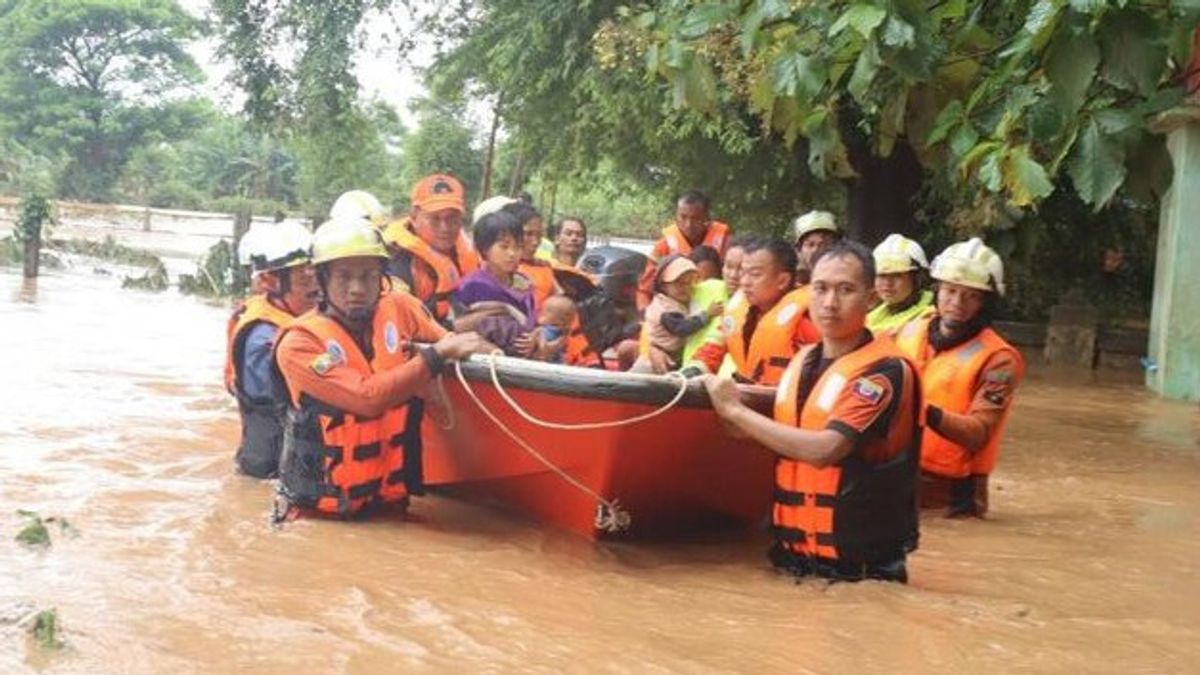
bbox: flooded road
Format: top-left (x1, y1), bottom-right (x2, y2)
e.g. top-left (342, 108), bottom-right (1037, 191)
top-left (2, 267), bottom-right (1198, 673)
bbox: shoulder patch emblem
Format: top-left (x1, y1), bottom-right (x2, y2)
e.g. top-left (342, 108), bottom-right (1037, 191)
top-left (310, 353), bottom-right (335, 376)
top-left (325, 339), bottom-right (346, 365)
top-left (776, 303), bottom-right (799, 326)
top-left (985, 369), bottom-right (1013, 384)
top-left (384, 321), bottom-right (399, 354)
top-left (852, 377), bottom-right (885, 405)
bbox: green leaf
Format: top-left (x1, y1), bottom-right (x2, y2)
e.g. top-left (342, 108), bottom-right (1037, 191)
top-left (877, 85), bottom-right (910, 156)
top-left (1043, 28), bottom-right (1100, 115)
top-left (1094, 109), bottom-right (1137, 134)
top-left (771, 51), bottom-right (828, 98)
top-left (950, 123), bottom-right (980, 158)
top-left (1098, 9), bottom-right (1168, 97)
top-left (1067, 0), bottom-right (1107, 13)
top-left (848, 40), bottom-right (882, 103)
top-left (830, 3), bottom-right (888, 39)
top-left (980, 149), bottom-right (1004, 191)
top-left (926, 99), bottom-right (964, 145)
top-left (882, 16), bottom-right (915, 48)
top-left (960, 140), bottom-right (1003, 177)
top-left (1003, 144), bottom-right (1055, 206)
top-left (1024, 0), bottom-right (1065, 52)
top-left (1068, 119), bottom-right (1127, 209)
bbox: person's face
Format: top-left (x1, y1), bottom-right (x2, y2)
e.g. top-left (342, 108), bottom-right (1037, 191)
top-left (663, 270), bottom-right (697, 304)
top-left (412, 207), bottom-right (464, 254)
top-left (875, 271), bottom-right (916, 306)
top-left (485, 232), bottom-right (522, 276)
top-left (675, 201), bottom-right (709, 243)
top-left (739, 249), bottom-right (792, 309)
top-left (797, 231), bottom-right (836, 269)
top-left (722, 246), bottom-right (744, 291)
top-left (324, 257), bottom-right (383, 322)
top-left (539, 303), bottom-right (576, 331)
top-left (556, 220), bottom-right (586, 256)
top-left (937, 281), bottom-right (987, 330)
top-left (282, 264), bottom-right (319, 314)
top-left (521, 218), bottom-right (544, 260)
top-left (695, 260), bottom-right (720, 281)
top-left (810, 254), bottom-right (873, 341)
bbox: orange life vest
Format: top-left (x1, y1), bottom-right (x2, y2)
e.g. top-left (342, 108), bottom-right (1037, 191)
top-left (275, 297), bottom-right (423, 516)
top-left (519, 260), bottom-right (559, 309)
top-left (224, 294), bottom-right (297, 477)
top-left (894, 316), bottom-right (1024, 478)
top-left (655, 221), bottom-right (731, 261)
top-left (387, 222), bottom-right (480, 322)
top-left (724, 287), bottom-right (820, 385)
top-left (772, 339), bottom-right (920, 562)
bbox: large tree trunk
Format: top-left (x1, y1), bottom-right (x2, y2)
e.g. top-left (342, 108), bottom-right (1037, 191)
top-left (842, 140), bottom-right (924, 246)
top-left (480, 102), bottom-right (502, 202)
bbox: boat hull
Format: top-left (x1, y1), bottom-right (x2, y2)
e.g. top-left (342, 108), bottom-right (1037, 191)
top-left (420, 357), bottom-right (776, 540)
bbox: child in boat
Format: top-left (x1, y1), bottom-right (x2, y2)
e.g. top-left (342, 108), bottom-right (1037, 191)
top-left (453, 210), bottom-right (541, 358)
top-left (631, 254), bottom-right (724, 374)
top-left (535, 294), bottom-right (577, 363)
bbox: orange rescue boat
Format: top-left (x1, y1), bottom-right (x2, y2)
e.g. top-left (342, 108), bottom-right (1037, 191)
top-left (417, 354), bottom-right (776, 540)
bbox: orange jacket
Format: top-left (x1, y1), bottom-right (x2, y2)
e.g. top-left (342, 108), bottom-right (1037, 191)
top-left (518, 260), bottom-right (559, 310)
top-left (637, 221), bottom-right (731, 308)
top-left (894, 316), bottom-right (1024, 478)
top-left (273, 296), bottom-right (426, 516)
top-left (772, 338), bottom-right (920, 562)
top-left (386, 221), bottom-right (480, 322)
top-left (718, 286), bottom-right (820, 385)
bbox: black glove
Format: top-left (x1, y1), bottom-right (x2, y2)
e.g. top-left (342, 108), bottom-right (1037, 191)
top-left (926, 404), bottom-right (944, 431)
top-left (679, 365), bottom-right (705, 378)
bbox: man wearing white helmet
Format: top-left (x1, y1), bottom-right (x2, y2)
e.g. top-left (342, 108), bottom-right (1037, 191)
top-left (330, 190), bottom-right (390, 229)
top-left (894, 238), bottom-right (1025, 518)
top-left (224, 222), bottom-right (320, 478)
top-left (866, 234), bottom-right (934, 334)
top-left (793, 210), bottom-right (841, 283)
top-left (272, 217), bottom-right (491, 520)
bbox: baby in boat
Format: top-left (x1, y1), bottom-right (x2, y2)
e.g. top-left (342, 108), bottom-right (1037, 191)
top-left (631, 254), bottom-right (724, 374)
top-left (453, 210), bottom-right (564, 361)
top-left (535, 294), bottom-right (578, 363)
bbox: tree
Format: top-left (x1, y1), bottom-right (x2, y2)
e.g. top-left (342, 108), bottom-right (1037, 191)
top-left (396, 97), bottom-right (481, 206)
top-left (0, 0), bottom-right (204, 201)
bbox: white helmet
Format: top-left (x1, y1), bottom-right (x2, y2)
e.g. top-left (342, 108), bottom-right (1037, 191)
top-left (793, 210), bottom-right (839, 241)
top-left (930, 237), bottom-right (1005, 296)
top-left (330, 190), bottom-right (389, 228)
top-left (250, 222), bottom-right (313, 273)
top-left (237, 222), bottom-right (269, 267)
top-left (473, 195), bottom-right (518, 225)
top-left (873, 234), bottom-right (929, 274)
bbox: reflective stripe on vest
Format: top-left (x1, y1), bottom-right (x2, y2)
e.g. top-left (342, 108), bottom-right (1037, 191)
top-left (388, 224), bottom-right (480, 320)
top-left (772, 339), bottom-right (920, 562)
top-left (894, 316), bottom-right (1024, 478)
top-left (726, 286), bottom-right (817, 386)
top-left (276, 296), bottom-right (422, 515)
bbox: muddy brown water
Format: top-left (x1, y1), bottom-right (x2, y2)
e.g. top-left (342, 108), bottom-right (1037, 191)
top-left (2, 269), bottom-right (1198, 674)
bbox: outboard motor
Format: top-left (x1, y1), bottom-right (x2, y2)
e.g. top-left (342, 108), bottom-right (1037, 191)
top-left (567, 246), bottom-right (647, 361)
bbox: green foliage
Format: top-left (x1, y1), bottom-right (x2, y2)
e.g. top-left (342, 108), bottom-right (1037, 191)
top-left (31, 608), bottom-right (63, 651)
top-left (54, 235), bottom-right (162, 267)
top-left (15, 510), bottom-right (77, 550)
top-left (179, 239), bottom-right (236, 297)
top-left (0, 0), bottom-right (205, 201)
top-left (121, 260), bottom-right (170, 292)
top-left (396, 98), bottom-right (481, 208)
top-left (14, 193), bottom-right (53, 243)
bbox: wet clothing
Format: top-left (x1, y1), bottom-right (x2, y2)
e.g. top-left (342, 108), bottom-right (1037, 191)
top-left (225, 295), bottom-right (297, 478)
top-left (895, 315), bottom-right (1024, 517)
top-left (770, 333), bottom-right (920, 582)
top-left (866, 290), bottom-right (933, 335)
top-left (637, 221), bottom-right (731, 308)
top-left (273, 292), bottom-right (447, 517)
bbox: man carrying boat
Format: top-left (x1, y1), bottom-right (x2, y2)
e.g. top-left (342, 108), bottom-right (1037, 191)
top-left (893, 238), bottom-right (1024, 518)
top-left (684, 238), bottom-right (819, 386)
top-left (224, 222), bottom-right (319, 478)
top-left (637, 190), bottom-right (732, 309)
top-left (273, 217), bottom-right (491, 520)
top-left (866, 233), bottom-right (934, 334)
top-left (383, 174), bottom-right (481, 325)
top-left (704, 241), bottom-right (921, 583)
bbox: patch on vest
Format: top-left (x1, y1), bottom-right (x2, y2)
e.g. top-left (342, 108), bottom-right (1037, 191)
top-left (384, 321), bottom-right (399, 354)
top-left (852, 377), bottom-right (884, 405)
top-left (776, 303), bottom-right (799, 326)
top-left (325, 339), bottom-right (346, 365)
top-left (310, 354), bottom-right (335, 376)
top-left (720, 315), bottom-right (735, 336)
top-left (816, 373), bottom-right (847, 412)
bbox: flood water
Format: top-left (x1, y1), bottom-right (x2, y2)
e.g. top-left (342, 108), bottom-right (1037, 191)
top-left (2, 267), bottom-right (1198, 674)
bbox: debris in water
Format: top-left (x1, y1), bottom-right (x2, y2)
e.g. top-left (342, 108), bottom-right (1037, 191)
top-left (14, 510), bottom-right (78, 550)
top-left (30, 608), bottom-right (63, 650)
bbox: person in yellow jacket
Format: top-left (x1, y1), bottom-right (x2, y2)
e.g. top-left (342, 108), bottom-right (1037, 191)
top-left (866, 234), bottom-right (933, 334)
top-left (704, 241), bottom-right (921, 582)
top-left (893, 238), bottom-right (1025, 518)
top-left (224, 222), bottom-right (319, 478)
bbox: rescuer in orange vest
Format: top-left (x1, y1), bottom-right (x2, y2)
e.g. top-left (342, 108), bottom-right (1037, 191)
top-left (684, 238), bottom-right (820, 385)
top-left (272, 217), bottom-right (491, 520)
top-left (893, 238), bottom-right (1025, 518)
top-left (637, 190), bottom-right (732, 309)
top-left (704, 240), bottom-right (921, 582)
top-left (224, 222), bottom-right (319, 478)
top-left (382, 174), bottom-right (481, 325)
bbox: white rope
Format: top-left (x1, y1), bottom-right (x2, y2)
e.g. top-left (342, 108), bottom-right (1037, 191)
top-left (427, 374), bottom-right (456, 430)
top-left (452, 360), bottom-right (631, 533)
top-left (483, 351), bottom-right (690, 430)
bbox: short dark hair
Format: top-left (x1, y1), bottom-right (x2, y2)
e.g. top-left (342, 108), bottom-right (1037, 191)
top-left (557, 216), bottom-right (587, 239)
top-left (473, 210), bottom-right (524, 254)
top-left (690, 244), bottom-right (721, 268)
top-left (811, 240), bottom-right (876, 288)
top-left (501, 201), bottom-right (542, 228)
top-left (725, 234), bottom-right (753, 253)
top-left (677, 189), bottom-right (710, 211)
top-left (742, 238), bottom-right (797, 283)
